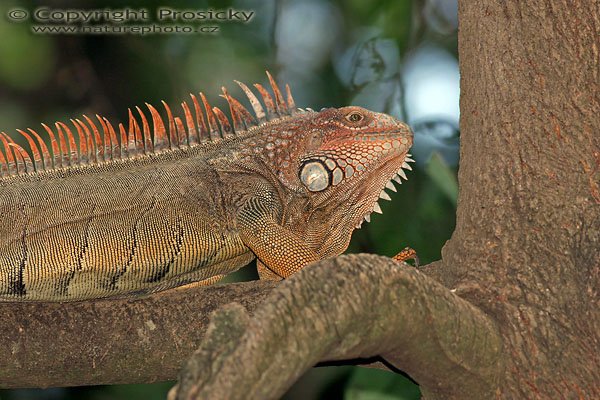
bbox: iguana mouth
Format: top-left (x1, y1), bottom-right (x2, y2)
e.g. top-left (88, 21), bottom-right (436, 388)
top-left (354, 152), bottom-right (415, 230)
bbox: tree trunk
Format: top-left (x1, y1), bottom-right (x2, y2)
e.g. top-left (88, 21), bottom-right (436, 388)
top-left (443, 0), bottom-right (600, 396)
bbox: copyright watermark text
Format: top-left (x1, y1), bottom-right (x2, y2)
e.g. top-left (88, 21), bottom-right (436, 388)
top-left (6, 6), bottom-right (255, 35)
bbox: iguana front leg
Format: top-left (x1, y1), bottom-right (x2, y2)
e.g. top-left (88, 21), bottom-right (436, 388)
top-left (237, 193), bottom-right (319, 279)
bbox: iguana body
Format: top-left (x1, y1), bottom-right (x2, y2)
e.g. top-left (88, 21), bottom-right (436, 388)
top-left (0, 73), bottom-right (413, 301)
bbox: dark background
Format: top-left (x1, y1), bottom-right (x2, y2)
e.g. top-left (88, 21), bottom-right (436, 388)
top-left (0, 0), bottom-right (458, 398)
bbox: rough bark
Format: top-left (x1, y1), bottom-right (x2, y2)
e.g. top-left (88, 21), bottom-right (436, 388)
top-left (443, 0), bottom-right (600, 397)
top-left (170, 255), bottom-right (503, 400)
top-left (0, 281), bottom-right (277, 388)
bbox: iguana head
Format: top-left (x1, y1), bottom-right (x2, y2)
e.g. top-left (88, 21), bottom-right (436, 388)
top-left (274, 106), bottom-right (413, 254)
top-left (222, 73), bottom-right (414, 256)
top-left (250, 103), bottom-right (413, 257)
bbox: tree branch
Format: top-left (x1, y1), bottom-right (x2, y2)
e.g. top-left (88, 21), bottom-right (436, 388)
top-left (171, 254), bottom-right (504, 400)
top-left (0, 281), bottom-right (277, 388)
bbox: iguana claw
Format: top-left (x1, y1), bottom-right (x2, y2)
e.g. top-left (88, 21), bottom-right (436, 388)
top-left (393, 246), bottom-right (420, 268)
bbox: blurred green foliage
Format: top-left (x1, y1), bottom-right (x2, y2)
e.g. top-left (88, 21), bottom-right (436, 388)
top-left (0, 14), bottom-right (55, 90)
top-left (345, 369), bottom-right (420, 400)
top-left (0, 0), bottom-right (458, 398)
top-left (426, 152), bottom-right (458, 206)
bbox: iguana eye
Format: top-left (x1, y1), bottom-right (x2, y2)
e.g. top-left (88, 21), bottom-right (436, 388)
top-left (346, 112), bottom-right (364, 123)
top-left (299, 160), bottom-right (330, 192)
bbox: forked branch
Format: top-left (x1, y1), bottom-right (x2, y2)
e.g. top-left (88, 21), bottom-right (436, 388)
top-left (172, 254), bottom-right (504, 400)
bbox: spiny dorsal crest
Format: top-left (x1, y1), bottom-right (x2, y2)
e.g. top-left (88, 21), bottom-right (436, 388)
top-left (0, 71), bottom-right (298, 178)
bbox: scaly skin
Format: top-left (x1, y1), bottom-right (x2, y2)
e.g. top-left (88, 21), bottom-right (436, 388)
top-left (0, 73), bottom-right (413, 301)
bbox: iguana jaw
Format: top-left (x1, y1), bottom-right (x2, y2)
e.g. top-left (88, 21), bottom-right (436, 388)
top-left (353, 151), bottom-right (415, 230)
top-left (295, 145), bottom-right (413, 259)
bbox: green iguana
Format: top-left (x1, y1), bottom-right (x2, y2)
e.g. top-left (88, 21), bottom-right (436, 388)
top-left (0, 72), bottom-right (414, 301)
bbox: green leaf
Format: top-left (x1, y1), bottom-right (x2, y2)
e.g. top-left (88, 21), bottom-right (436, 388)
top-left (425, 152), bottom-right (458, 206)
